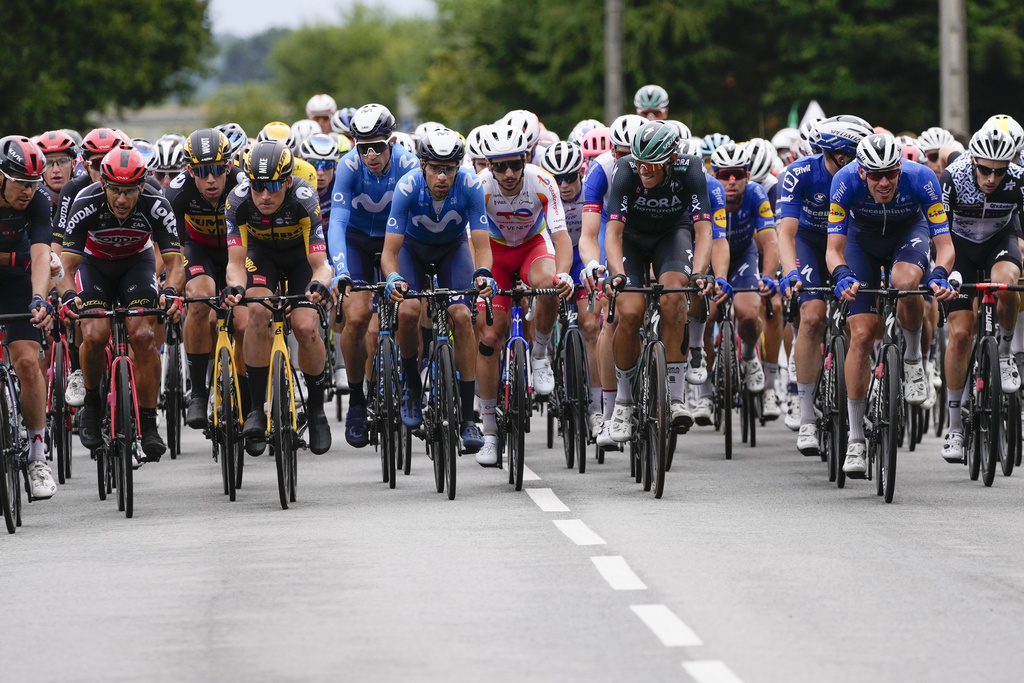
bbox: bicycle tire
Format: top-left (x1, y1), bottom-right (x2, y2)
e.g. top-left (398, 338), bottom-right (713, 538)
top-left (507, 339), bottom-right (528, 491)
top-left (219, 349), bottom-right (242, 501)
top-left (164, 340), bottom-right (182, 459)
top-left (635, 347), bottom-right (652, 491)
top-left (271, 351), bottom-right (294, 510)
top-left (880, 345), bottom-right (901, 503)
top-left (564, 330), bottom-right (589, 474)
top-left (50, 340), bottom-right (71, 484)
top-left (1003, 390), bottom-right (1020, 477)
top-left (976, 336), bottom-right (1000, 487)
top-left (720, 321), bottom-right (736, 460)
top-left (747, 389), bottom-right (757, 448)
top-left (402, 425), bottom-right (412, 475)
top-left (933, 331), bottom-right (948, 437)
top-left (555, 340), bottom-right (572, 468)
top-left (831, 335), bottom-right (848, 489)
top-left (0, 373), bottom-right (16, 534)
top-left (645, 342), bottom-right (670, 498)
top-left (438, 344), bottom-right (459, 499)
top-left (379, 336), bottom-right (399, 489)
top-left (114, 362), bottom-right (135, 518)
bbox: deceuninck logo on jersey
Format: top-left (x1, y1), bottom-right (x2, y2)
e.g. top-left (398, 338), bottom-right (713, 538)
top-left (926, 202), bottom-right (946, 224)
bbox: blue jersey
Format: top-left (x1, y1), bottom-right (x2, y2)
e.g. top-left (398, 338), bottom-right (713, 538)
top-left (706, 172), bottom-right (727, 239)
top-left (328, 144), bottom-right (419, 275)
top-left (386, 166), bottom-right (488, 244)
top-left (714, 180), bottom-right (774, 253)
top-left (777, 154), bottom-right (833, 235)
top-left (829, 159), bottom-right (949, 238)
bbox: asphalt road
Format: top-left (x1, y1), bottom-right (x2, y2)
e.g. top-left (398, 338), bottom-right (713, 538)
top-left (4, 400), bottom-right (1024, 683)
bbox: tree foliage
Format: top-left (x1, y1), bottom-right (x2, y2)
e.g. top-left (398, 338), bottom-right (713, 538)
top-left (203, 82), bottom-right (291, 135)
top-left (0, 0), bottom-right (211, 134)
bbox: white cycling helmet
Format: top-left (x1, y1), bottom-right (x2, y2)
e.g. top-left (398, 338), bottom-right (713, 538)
top-left (305, 94), bottom-right (337, 118)
top-left (391, 131), bottom-right (416, 153)
top-left (568, 119), bottom-right (605, 145)
top-left (969, 127), bottom-right (1017, 163)
top-left (299, 133), bottom-right (341, 162)
top-left (289, 119), bottom-right (321, 148)
top-left (682, 137), bottom-right (703, 157)
top-left (466, 126), bottom-right (488, 160)
top-left (151, 137), bottom-right (185, 171)
top-left (413, 121), bottom-right (444, 144)
top-left (501, 110), bottom-right (540, 150)
top-left (701, 133), bottom-right (732, 158)
top-left (917, 126), bottom-right (956, 153)
top-left (744, 138), bottom-right (777, 183)
top-left (539, 141), bottom-right (584, 176)
top-left (813, 115), bottom-right (874, 155)
top-left (665, 120), bottom-right (692, 143)
top-left (857, 133), bottom-right (902, 171)
top-left (983, 115), bottom-right (1024, 155)
top-left (709, 142), bottom-right (751, 169)
top-left (608, 114), bottom-right (647, 148)
top-left (633, 84), bottom-right (669, 111)
top-left (798, 118), bottom-right (823, 156)
top-left (479, 124), bottom-right (529, 159)
top-left (770, 127), bottom-right (801, 155)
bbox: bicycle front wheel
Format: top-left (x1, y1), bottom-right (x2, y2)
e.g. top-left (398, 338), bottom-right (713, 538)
top-left (437, 344), bottom-right (459, 500)
top-left (830, 335), bottom-right (849, 489)
top-left (879, 345), bottom-right (901, 503)
top-left (50, 340), bottom-right (72, 483)
top-left (563, 330), bottom-right (589, 474)
top-left (644, 342), bottom-right (670, 498)
top-left (720, 321), bottom-right (736, 460)
top-left (219, 349), bottom-right (243, 501)
top-left (975, 336), bottom-right (1000, 487)
top-left (379, 336), bottom-right (400, 489)
top-left (114, 362), bottom-right (136, 518)
top-left (507, 339), bottom-right (528, 491)
top-left (1003, 390), bottom-right (1020, 477)
top-left (0, 374), bottom-right (17, 534)
top-left (164, 339), bottom-right (182, 459)
top-left (271, 352), bottom-right (295, 509)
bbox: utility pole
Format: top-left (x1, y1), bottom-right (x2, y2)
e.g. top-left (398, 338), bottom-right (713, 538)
top-left (939, 0), bottom-right (969, 133)
top-left (604, 0), bottom-right (623, 123)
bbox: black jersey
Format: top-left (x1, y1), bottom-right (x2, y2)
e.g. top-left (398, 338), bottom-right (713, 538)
top-left (607, 154), bottom-right (712, 236)
top-left (940, 153), bottom-right (1024, 243)
top-left (0, 191), bottom-right (52, 256)
top-left (165, 169), bottom-right (243, 249)
top-left (63, 182), bottom-right (181, 260)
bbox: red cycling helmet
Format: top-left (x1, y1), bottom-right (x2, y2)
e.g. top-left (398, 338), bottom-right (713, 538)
top-left (580, 127), bottom-right (613, 159)
top-left (81, 128), bottom-right (125, 157)
top-left (101, 148), bottom-right (147, 185)
top-left (36, 130), bottom-right (76, 156)
top-left (0, 135), bottom-right (45, 180)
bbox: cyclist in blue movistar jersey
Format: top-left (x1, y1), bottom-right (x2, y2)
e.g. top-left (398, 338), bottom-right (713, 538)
top-left (382, 127), bottom-right (494, 453)
top-left (328, 104), bottom-right (419, 448)
top-left (827, 133), bottom-right (957, 475)
top-left (777, 115), bottom-right (873, 454)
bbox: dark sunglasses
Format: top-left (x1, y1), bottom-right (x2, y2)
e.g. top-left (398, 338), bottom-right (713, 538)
top-left (155, 171), bottom-right (179, 182)
top-left (926, 151), bottom-right (940, 163)
top-left (975, 162), bottom-right (1008, 178)
top-left (491, 159), bottom-right (525, 174)
top-left (425, 162), bottom-right (458, 176)
top-left (553, 171), bottom-right (580, 185)
top-left (865, 168), bottom-right (901, 182)
top-left (190, 163), bottom-right (229, 178)
top-left (715, 168), bottom-right (747, 181)
top-left (356, 140), bottom-right (389, 156)
top-left (250, 179), bottom-right (284, 193)
top-left (310, 159), bottom-right (337, 171)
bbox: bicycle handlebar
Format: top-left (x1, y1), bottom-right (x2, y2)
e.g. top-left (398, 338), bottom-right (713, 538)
top-left (75, 307), bottom-right (167, 320)
top-left (403, 286), bottom-right (494, 326)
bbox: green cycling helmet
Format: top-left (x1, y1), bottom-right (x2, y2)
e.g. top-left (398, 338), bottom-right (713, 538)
top-left (630, 120), bottom-right (680, 164)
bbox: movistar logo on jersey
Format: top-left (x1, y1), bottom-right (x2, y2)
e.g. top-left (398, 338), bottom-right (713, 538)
top-left (412, 210), bottom-right (463, 233)
top-left (352, 191), bottom-right (394, 213)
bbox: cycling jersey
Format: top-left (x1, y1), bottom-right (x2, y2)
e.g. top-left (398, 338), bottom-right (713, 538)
top-left (758, 173), bottom-right (779, 214)
top-left (63, 183), bottom-right (181, 260)
top-left (704, 170), bottom-right (728, 237)
top-left (940, 154), bottom-right (1024, 243)
top-left (583, 151), bottom-right (618, 218)
top-left (777, 154), bottom-right (833, 235)
top-left (477, 164), bottom-right (567, 246)
top-left (328, 145), bottom-right (419, 275)
top-left (716, 181), bottom-right (774, 253)
top-left (317, 185), bottom-right (332, 226)
top-left (607, 154), bottom-right (711, 236)
top-left (0, 190), bottom-right (51, 256)
top-left (828, 160), bottom-right (949, 238)
top-left (54, 174), bottom-right (163, 246)
top-left (563, 185), bottom-right (584, 247)
top-left (165, 170), bottom-right (243, 249)
top-left (225, 178), bottom-right (326, 255)
top-left (387, 166), bottom-right (488, 244)
top-left (294, 158), bottom-right (318, 188)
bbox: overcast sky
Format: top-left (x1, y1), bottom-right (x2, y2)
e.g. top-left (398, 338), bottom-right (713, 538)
top-left (209, 0), bottom-right (436, 37)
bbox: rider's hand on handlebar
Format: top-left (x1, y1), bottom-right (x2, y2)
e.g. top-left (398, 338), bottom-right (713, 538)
top-left (160, 288), bottom-right (182, 324)
top-left (305, 281), bottom-right (332, 306)
top-left (927, 266), bottom-right (959, 302)
top-left (554, 272), bottom-right (574, 299)
top-left (219, 285), bottom-right (245, 308)
top-left (758, 276), bottom-right (778, 297)
top-left (473, 267), bottom-right (495, 299)
top-left (29, 293), bottom-right (54, 329)
top-left (831, 265), bottom-right (860, 302)
top-left (713, 276), bottom-right (733, 304)
top-left (332, 274), bottom-right (353, 299)
top-left (779, 269), bottom-right (802, 299)
top-left (384, 272), bottom-right (407, 303)
top-left (581, 260), bottom-right (605, 294)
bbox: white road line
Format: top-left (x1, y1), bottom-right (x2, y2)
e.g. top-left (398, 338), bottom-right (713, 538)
top-left (553, 519), bottom-right (606, 546)
top-left (590, 555), bottom-right (646, 590)
top-left (525, 488), bottom-right (570, 512)
top-left (522, 464), bottom-right (541, 481)
top-left (682, 660), bottom-right (745, 683)
top-left (630, 605), bottom-right (702, 647)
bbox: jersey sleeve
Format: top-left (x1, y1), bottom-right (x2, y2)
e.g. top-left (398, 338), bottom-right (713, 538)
top-left (27, 191), bottom-right (52, 246)
top-left (917, 168), bottom-right (949, 237)
top-left (328, 154), bottom-right (357, 275)
top-left (607, 157), bottom-right (634, 223)
top-left (62, 193), bottom-right (93, 256)
top-left (294, 181), bottom-right (326, 255)
top-left (224, 184), bottom-right (248, 249)
top-left (707, 176), bottom-right (728, 240)
top-left (465, 173), bottom-right (489, 232)
top-left (777, 163), bottom-right (804, 220)
top-left (684, 160), bottom-right (712, 223)
top-left (750, 183), bottom-right (775, 233)
top-left (52, 179), bottom-right (78, 245)
top-left (828, 166), bottom-right (853, 236)
top-left (149, 194), bottom-right (182, 255)
top-left (537, 169), bottom-right (567, 233)
top-left (385, 173), bottom-right (416, 237)
top-left (583, 161), bottom-right (610, 211)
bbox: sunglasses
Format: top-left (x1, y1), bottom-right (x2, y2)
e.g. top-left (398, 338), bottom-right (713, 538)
top-left (613, 147), bottom-right (630, 160)
top-left (155, 171), bottom-right (179, 182)
top-left (356, 140), bottom-right (389, 157)
top-left (490, 159), bottom-right (525, 174)
top-left (553, 171), bottom-right (580, 185)
top-left (424, 162), bottom-right (458, 177)
top-left (926, 151), bottom-right (940, 163)
top-left (715, 168), bottom-right (747, 181)
top-left (250, 179), bottom-right (284, 193)
top-left (2, 171), bottom-right (42, 190)
top-left (190, 163), bottom-right (229, 178)
top-left (310, 159), bottom-right (337, 172)
top-left (865, 168), bottom-right (901, 182)
top-left (44, 156), bottom-right (74, 171)
top-left (103, 183), bottom-right (142, 198)
top-left (975, 162), bottom-right (1009, 178)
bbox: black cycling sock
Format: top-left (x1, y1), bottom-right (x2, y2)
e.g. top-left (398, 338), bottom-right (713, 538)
top-left (85, 387), bottom-right (101, 409)
top-left (403, 356), bottom-right (421, 395)
top-left (304, 370), bottom-right (327, 413)
top-left (459, 380), bottom-right (476, 423)
top-left (237, 374), bottom-right (251, 416)
top-left (349, 380), bottom-right (365, 406)
top-left (186, 353), bottom-right (209, 398)
top-left (246, 365), bottom-right (268, 415)
top-left (140, 407), bottom-right (158, 433)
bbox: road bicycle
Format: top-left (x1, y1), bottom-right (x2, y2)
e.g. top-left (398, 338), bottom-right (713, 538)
top-left (160, 318), bottom-right (186, 459)
top-left (0, 312), bottom-right (39, 533)
top-left (46, 294), bottom-right (74, 484)
top-left (546, 288), bottom-right (593, 474)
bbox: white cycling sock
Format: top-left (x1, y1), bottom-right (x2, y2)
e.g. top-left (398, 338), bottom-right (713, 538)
top-left (667, 363), bottom-right (685, 401)
top-left (798, 382), bottom-right (816, 426)
top-left (999, 324), bottom-right (1014, 356)
top-left (848, 398), bottom-right (867, 442)
top-left (28, 429), bottom-right (45, 462)
top-left (1013, 315), bottom-right (1024, 355)
top-left (603, 389), bottom-right (616, 421)
top-left (764, 362), bottom-right (779, 391)
top-left (614, 365), bottom-right (635, 403)
top-left (533, 330), bottom-right (552, 358)
top-left (589, 386), bottom-right (602, 414)
top-left (481, 398), bottom-right (497, 435)
top-left (948, 386), bottom-right (964, 433)
top-left (688, 319), bottom-right (705, 348)
top-left (903, 326), bottom-right (923, 361)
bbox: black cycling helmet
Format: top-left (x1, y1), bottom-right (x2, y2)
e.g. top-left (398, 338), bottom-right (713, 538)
top-left (184, 128), bottom-right (231, 165)
top-left (246, 139), bottom-right (293, 182)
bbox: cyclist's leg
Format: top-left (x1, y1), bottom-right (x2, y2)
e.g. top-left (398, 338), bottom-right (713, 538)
top-left (794, 230), bottom-right (828, 430)
top-left (120, 254), bottom-right (163, 458)
top-left (649, 227), bottom-right (693, 421)
top-left (988, 231), bottom-right (1023, 391)
top-left (396, 238), bottom-right (429, 427)
top-left (571, 244), bottom-right (603, 424)
top-left (475, 240), bottom-right (513, 464)
top-left (608, 234), bottom-right (647, 441)
top-left (524, 233), bottom-right (558, 395)
top-left (240, 245), bottom-right (277, 452)
top-left (891, 222), bottom-right (931, 404)
top-left (339, 233), bottom-right (381, 442)
top-left (729, 242), bottom-right (765, 391)
top-left (183, 240), bottom-right (218, 427)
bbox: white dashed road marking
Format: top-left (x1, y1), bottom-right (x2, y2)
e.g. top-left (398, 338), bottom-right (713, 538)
top-left (526, 487), bottom-right (569, 512)
top-left (522, 464), bottom-right (541, 481)
top-left (591, 555), bottom-right (646, 590)
top-left (553, 519), bottom-right (606, 546)
top-left (630, 604), bottom-right (703, 647)
top-left (682, 660), bottom-right (745, 683)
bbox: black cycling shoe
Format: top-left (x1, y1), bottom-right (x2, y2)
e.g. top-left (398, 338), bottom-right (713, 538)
top-left (307, 410), bottom-right (332, 455)
top-left (79, 404), bottom-right (103, 450)
top-left (243, 410), bottom-right (267, 456)
top-left (140, 424), bottom-right (166, 461)
top-left (186, 392), bottom-right (208, 429)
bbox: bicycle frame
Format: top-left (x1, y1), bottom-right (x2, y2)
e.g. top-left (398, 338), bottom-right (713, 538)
top-left (244, 295), bottom-right (305, 433)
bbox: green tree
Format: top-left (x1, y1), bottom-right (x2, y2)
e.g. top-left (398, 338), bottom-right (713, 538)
top-left (0, 0), bottom-right (211, 134)
top-left (203, 82), bottom-right (291, 136)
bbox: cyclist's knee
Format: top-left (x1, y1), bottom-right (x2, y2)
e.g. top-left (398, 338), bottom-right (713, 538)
top-left (397, 300), bottom-right (421, 328)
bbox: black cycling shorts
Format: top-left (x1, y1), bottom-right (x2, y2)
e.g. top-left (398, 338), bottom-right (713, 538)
top-left (245, 242), bottom-right (314, 300)
top-left (948, 227), bottom-right (1023, 313)
top-left (0, 266), bottom-right (39, 343)
top-left (621, 227), bottom-right (694, 287)
top-left (76, 251), bottom-right (159, 310)
top-left (183, 239), bottom-right (228, 289)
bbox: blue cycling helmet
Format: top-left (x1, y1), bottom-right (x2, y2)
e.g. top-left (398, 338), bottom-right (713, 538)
top-left (813, 115), bottom-right (873, 155)
top-left (701, 133), bottom-right (732, 158)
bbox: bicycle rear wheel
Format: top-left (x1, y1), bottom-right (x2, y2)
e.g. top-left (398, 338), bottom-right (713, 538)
top-left (975, 336), bottom-right (1000, 487)
top-left (219, 349), bottom-right (242, 501)
top-left (164, 338), bottom-right (182, 459)
top-left (830, 335), bottom-right (848, 489)
top-left (507, 340), bottom-right (528, 491)
top-left (879, 345), bottom-right (901, 503)
top-left (564, 331), bottom-right (589, 474)
top-left (271, 351), bottom-right (295, 509)
top-left (114, 362), bottom-right (136, 518)
top-left (50, 340), bottom-right (72, 484)
top-left (437, 345), bottom-right (459, 500)
top-left (933, 330), bottom-right (948, 437)
top-left (644, 342), bottom-right (670, 498)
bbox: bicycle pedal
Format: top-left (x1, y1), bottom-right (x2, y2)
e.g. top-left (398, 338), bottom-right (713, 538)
top-left (845, 471), bottom-right (867, 480)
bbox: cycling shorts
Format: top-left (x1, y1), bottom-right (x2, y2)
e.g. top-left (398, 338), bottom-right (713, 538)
top-left (245, 243), bottom-right (314, 302)
top-left (844, 219), bottom-right (930, 316)
top-left (398, 234), bottom-right (475, 309)
top-left (76, 252), bottom-right (159, 310)
top-left (726, 241), bottom-right (760, 290)
top-left (620, 227), bottom-right (693, 287)
top-left (794, 230), bottom-right (828, 305)
top-left (0, 266), bottom-right (39, 343)
top-left (345, 230), bottom-right (386, 286)
top-left (183, 239), bottom-right (228, 289)
top-left (486, 232), bottom-right (555, 313)
top-left (948, 227), bottom-right (1023, 314)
